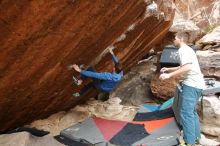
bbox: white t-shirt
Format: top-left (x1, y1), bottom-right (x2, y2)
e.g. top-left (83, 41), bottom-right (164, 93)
top-left (178, 44), bottom-right (205, 89)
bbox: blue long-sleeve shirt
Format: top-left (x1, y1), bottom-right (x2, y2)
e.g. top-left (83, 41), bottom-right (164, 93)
top-left (111, 52), bottom-right (119, 65)
top-left (80, 53), bottom-right (123, 92)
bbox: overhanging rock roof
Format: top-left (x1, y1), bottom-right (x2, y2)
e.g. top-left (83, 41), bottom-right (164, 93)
top-left (0, 0), bottom-right (174, 132)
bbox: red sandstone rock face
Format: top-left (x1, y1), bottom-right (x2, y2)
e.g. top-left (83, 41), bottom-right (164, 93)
top-left (0, 0), bottom-right (174, 132)
top-left (150, 71), bottom-right (182, 100)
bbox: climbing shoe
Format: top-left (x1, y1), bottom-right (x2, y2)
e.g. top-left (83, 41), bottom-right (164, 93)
top-left (178, 135), bottom-right (193, 146)
top-left (178, 140), bottom-right (186, 146)
top-left (72, 92), bottom-right (80, 97)
top-left (179, 143), bottom-right (193, 146)
top-left (72, 76), bottom-right (82, 86)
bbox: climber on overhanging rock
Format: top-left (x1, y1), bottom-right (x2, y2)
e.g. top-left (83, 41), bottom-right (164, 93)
top-left (70, 47), bottom-right (123, 101)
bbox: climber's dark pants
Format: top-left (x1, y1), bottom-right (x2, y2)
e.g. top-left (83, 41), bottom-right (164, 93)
top-left (79, 67), bottom-right (109, 101)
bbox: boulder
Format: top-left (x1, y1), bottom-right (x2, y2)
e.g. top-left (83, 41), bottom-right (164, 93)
top-left (197, 50), bottom-right (220, 80)
top-left (210, 1), bottom-right (220, 25)
top-left (150, 72), bottom-right (181, 100)
top-left (173, 0), bottom-right (219, 31)
top-left (0, 0), bottom-right (175, 132)
top-left (198, 26), bottom-right (220, 44)
top-left (170, 18), bottom-right (202, 43)
top-left (198, 95), bottom-right (220, 139)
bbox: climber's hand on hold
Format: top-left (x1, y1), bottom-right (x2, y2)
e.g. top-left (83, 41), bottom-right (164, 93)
top-left (72, 64), bottom-right (81, 72)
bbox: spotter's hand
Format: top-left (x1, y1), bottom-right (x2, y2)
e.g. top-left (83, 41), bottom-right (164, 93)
top-left (159, 73), bottom-right (171, 80)
top-left (160, 67), bottom-right (168, 74)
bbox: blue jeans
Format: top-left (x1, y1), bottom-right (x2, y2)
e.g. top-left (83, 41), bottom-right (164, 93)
top-left (180, 84), bottom-right (202, 145)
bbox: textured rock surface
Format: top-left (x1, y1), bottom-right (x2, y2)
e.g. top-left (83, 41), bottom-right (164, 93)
top-left (210, 1), bottom-right (220, 25)
top-left (197, 50), bottom-right (220, 80)
top-left (197, 134), bottom-right (220, 146)
top-left (170, 18), bottom-right (202, 43)
top-left (196, 25), bottom-right (220, 80)
top-left (198, 26), bottom-right (220, 44)
top-left (150, 71), bottom-right (182, 99)
top-left (0, 132), bottom-right (63, 146)
top-left (0, 0), bottom-right (174, 132)
top-left (198, 95), bottom-right (220, 139)
top-left (174, 0), bottom-right (219, 31)
top-left (170, 0), bottom-right (220, 42)
top-left (27, 97), bottom-right (137, 136)
top-left (110, 56), bottom-right (157, 105)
